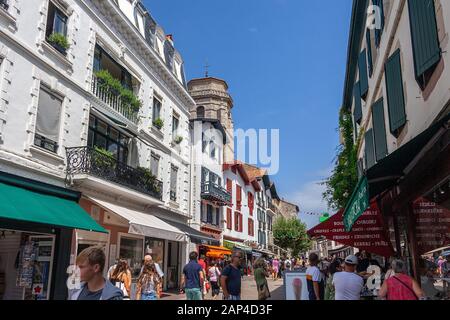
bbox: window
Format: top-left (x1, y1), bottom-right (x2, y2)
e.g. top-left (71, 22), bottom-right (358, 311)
top-left (372, 98), bottom-right (388, 161)
top-left (119, 235), bottom-right (143, 278)
top-left (207, 204), bottom-right (213, 224)
top-left (215, 207), bottom-right (220, 227)
top-left (34, 86), bottom-right (62, 153)
top-left (88, 115), bottom-right (130, 163)
top-left (248, 192), bottom-right (254, 216)
top-left (197, 106), bottom-right (205, 119)
top-left (152, 97), bottom-right (162, 122)
top-left (385, 50), bottom-right (406, 136)
top-left (201, 167), bottom-right (209, 183)
top-left (172, 115), bottom-right (179, 138)
top-left (164, 40), bottom-right (174, 72)
top-left (234, 212), bottom-right (242, 232)
top-left (210, 141), bottom-right (216, 159)
top-left (46, 2), bottom-right (68, 54)
top-left (170, 165), bottom-right (178, 202)
top-left (227, 179), bottom-right (232, 203)
top-left (353, 82), bottom-right (362, 125)
top-left (366, 30), bottom-right (373, 77)
top-left (150, 153), bottom-right (159, 178)
top-left (143, 13), bottom-right (156, 48)
top-left (408, 0), bottom-right (441, 89)
top-left (373, 0), bottom-right (385, 47)
top-left (0, 0), bottom-right (9, 11)
top-left (227, 208), bottom-right (232, 230)
top-left (93, 45), bottom-right (133, 90)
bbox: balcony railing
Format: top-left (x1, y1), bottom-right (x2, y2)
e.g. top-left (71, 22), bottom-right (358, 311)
top-left (91, 75), bottom-right (139, 124)
top-left (201, 181), bottom-right (231, 206)
top-left (66, 146), bottom-right (163, 200)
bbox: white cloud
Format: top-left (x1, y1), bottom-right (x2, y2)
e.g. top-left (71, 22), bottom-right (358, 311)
top-left (287, 167), bottom-right (333, 230)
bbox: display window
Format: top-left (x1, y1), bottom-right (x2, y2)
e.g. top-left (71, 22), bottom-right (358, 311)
top-left (118, 233), bottom-right (144, 278)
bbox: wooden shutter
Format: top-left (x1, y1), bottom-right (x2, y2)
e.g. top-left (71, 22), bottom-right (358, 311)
top-left (236, 185), bottom-right (242, 210)
top-left (366, 30), bottom-right (373, 77)
top-left (408, 0), bottom-right (441, 86)
top-left (227, 208), bottom-right (232, 230)
top-left (248, 192), bottom-right (254, 216)
top-left (359, 49), bottom-right (369, 97)
top-left (239, 214), bottom-right (243, 232)
top-left (353, 82), bottom-right (362, 124)
top-left (365, 129), bottom-right (376, 169)
top-left (234, 212), bottom-right (239, 231)
top-left (227, 179), bottom-right (233, 203)
top-left (385, 50), bottom-right (407, 135)
top-left (372, 98), bottom-right (388, 161)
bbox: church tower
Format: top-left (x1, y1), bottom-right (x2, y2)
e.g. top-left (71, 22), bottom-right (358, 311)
top-left (187, 77), bottom-right (235, 163)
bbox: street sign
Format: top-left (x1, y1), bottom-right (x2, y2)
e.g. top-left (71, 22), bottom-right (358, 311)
top-left (343, 176), bottom-right (370, 231)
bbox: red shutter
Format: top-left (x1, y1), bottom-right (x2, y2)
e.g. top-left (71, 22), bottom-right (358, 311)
top-left (236, 185), bottom-right (242, 211)
top-left (227, 179), bottom-right (233, 204)
top-left (248, 192), bottom-right (254, 216)
top-left (239, 213), bottom-right (243, 232)
top-left (248, 218), bottom-right (251, 236)
top-left (234, 212), bottom-right (239, 231)
top-left (227, 208), bottom-right (232, 230)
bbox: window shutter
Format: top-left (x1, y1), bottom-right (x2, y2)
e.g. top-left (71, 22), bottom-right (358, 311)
top-left (353, 82), bottom-right (363, 125)
top-left (359, 50), bottom-right (369, 97)
top-left (366, 30), bottom-right (373, 77)
top-left (373, 0), bottom-right (385, 47)
top-left (372, 98), bottom-right (388, 161)
top-left (385, 50), bottom-right (407, 135)
top-left (227, 208), bottom-right (232, 230)
top-left (365, 129), bottom-right (376, 169)
top-left (227, 179), bottom-right (233, 203)
top-left (239, 214), bottom-right (243, 232)
top-left (408, 0), bottom-right (441, 85)
top-left (248, 218), bottom-right (252, 236)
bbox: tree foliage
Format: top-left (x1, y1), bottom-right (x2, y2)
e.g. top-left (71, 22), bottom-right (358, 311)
top-left (273, 217), bottom-right (311, 256)
top-left (322, 107), bottom-right (359, 211)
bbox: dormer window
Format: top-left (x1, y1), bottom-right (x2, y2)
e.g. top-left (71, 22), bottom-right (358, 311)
top-left (164, 38), bottom-right (175, 72)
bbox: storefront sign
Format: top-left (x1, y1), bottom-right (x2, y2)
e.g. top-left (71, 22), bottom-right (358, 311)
top-left (413, 197), bottom-right (450, 255)
top-left (308, 202), bottom-right (394, 257)
top-left (343, 177), bottom-right (370, 232)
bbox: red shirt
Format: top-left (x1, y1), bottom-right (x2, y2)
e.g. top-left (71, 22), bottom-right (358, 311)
top-left (386, 274), bottom-right (418, 300)
top-left (198, 259), bottom-right (206, 271)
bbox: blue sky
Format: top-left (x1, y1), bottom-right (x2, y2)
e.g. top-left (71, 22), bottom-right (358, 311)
top-left (144, 0), bottom-right (353, 228)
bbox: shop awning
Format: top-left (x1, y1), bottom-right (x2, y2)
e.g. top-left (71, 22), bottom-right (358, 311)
top-left (308, 202), bottom-right (395, 258)
top-left (159, 218), bottom-right (220, 246)
top-left (0, 180), bottom-right (106, 233)
top-left (223, 240), bottom-right (253, 254)
top-left (202, 245), bottom-right (232, 258)
top-left (88, 197), bottom-right (186, 242)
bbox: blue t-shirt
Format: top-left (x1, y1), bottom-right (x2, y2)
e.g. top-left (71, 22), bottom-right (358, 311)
top-left (183, 260), bottom-right (203, 289)
top-left (222, 265), bottom-right (241, 296)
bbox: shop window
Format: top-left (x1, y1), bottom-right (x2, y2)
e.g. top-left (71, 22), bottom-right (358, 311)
top-left (119, 235), bottom-right (143, 278)
top-left (144, 237), bottom-right (164, 271)
top-left (34, 86), bottom-right (62, 153)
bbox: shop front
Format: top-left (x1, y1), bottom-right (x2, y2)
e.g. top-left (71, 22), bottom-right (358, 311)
top-left (76, 196), bottom-right (190, 294)
top-left (0, 172), bottom-right (106, 300)
top-left (223, 239), bottom-right (253, 274)
top-left (342, 113), bottom-right (450, 299)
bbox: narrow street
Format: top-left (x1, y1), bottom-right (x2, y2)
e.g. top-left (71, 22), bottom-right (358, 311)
top-left (160, 276), bottom-right (285, 301)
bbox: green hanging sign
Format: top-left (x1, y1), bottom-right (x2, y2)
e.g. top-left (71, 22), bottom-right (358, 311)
top-left (343, 176), bottom-right (370, 232)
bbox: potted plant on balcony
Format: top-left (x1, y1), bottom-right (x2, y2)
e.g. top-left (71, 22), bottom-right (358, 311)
top-left (92, 146), bottom-right (116, 173)
top-left (47, 32), bottom-right (70, 55)
top-left (153, 118), bottom-right (164, 130)
top-left (137, 167), bottom-right (161, 195)
top-left (173, 136), bottom-right (183, 145)
top-left (120, 88), bottom-right (142, 114)
top-left (94, 70), bottom-right (122, 96)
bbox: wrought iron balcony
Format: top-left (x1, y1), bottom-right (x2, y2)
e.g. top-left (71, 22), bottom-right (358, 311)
top-left (0, 0), bottom-right (9, 10)
top-left (201, 181), bottom-right (231, 206)
top-left (66, 146), bottom-right (163, 200)
top-left (91, 74), bottom-right (139, 124)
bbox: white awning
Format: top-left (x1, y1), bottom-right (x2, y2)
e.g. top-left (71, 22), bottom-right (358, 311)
top-left (88, 197), bottom-right (186, 242)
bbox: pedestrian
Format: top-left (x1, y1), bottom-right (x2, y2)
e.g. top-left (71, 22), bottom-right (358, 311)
top-left (271, 257), bottom-right (279, 281)
top-left (109, 259), bottom-right (132, 299)
top-left (332, 255), bottom-right (364, 301)
top-left (180, 251), bottom-right (204, 300)
top-left (142, 254), bottom-right (164, 278)
top-left (197, 254), bottom-right (208, 297)
top-left (254, 257), bottom-right (270, 300)
top-left (107, 259), bottom-right (118, 280)
top-left (135, 263), bottom-right (161, 300)
top-left (208, 261), bottom-right (221, 299)
top-left (379, 259), bottom-right (425, 300)
top-left (437, 256), bottom-right (446, 277)
top-left (68, 246), bottom-right (123, 300)
top-left (221, 251), bottom-right (243, 300)
top-left (306, 253), bottom-right (325, 300)
top-left (324, 259), bottom-right (342, 300)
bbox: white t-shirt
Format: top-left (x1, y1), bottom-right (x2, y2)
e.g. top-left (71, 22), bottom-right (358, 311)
top-left (306, 266), bottom-right (323, 282)
top-left (332, 271), bottom-right (364, 300)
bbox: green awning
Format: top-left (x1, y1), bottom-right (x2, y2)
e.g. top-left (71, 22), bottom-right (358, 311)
top-left (223, 240), bottom-right (252, 254)
top-left (0, 182), bottom-right (106, 233)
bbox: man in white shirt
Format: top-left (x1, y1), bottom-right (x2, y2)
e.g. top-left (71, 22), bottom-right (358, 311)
top-left (306, 253), bottom-right (325, 300)
top-left (333, 255), bottom-right (364, 300)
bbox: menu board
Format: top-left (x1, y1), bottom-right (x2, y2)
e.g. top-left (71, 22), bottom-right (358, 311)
top-left (413, 197), bottom-right (450, 255)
